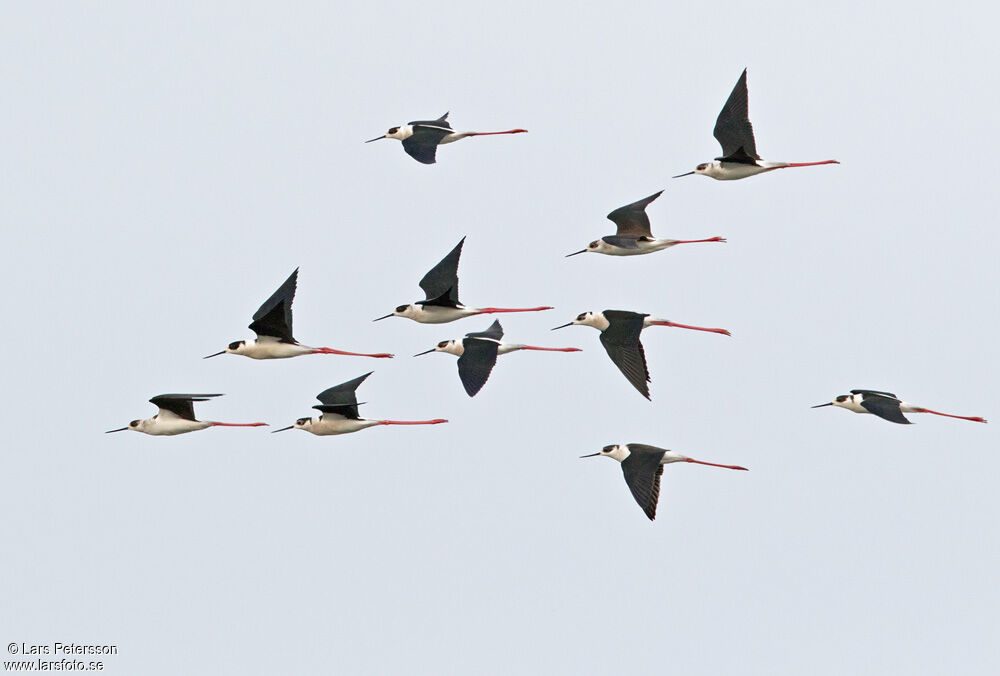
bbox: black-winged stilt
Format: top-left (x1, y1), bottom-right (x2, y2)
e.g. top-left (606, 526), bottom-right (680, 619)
top-left (673, 69), bottom-right (839, 180)
top-left (812, 389), bottom-right (987, 424)
top-left (566, 190), bottom-right (725, 257)
top-left (106, 394), bottom-right (267, 436)
top-left (204, 268), bottom-right (393, 360)
top-left (581, 443), bottom-right (748, 521)
top-left (413, 319), bottom-right (581, 397)
top-left (374, 238), bottom-right (553, 324)
top-left (365, 112), bottom-right (527, 165)
top-left (552, 310), bottom-right (730, 399)
top-left (271, 372), bottom-right (448, 435)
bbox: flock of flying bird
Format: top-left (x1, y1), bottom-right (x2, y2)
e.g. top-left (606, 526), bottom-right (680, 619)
top-left (106, 69), bottom-right (988, 521)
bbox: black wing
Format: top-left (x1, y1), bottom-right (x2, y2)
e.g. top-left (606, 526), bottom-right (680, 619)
top-left (315, 372), bottom-right (372, 417)
top-left (408, 112), bottom-right (452, 129)
top-left (599, 311), bottom-right (651, 400)
top-left (606, 191), bottom-right (662, 238)
top-left (457, 337), bottom-right (501, 397)
top-left (600, 235), bottom-right (642, 249)
top-left (465, 319), bottom-right (504, 342)
top-left (851, 389), bottom-right (899, 398)
top-left (418, 237), bottom-right (464, 305)
top-left (403, 113), bottom-right (453, 164)
top-left (248, 268), bottom-right (298, 343)
top-left (149, 393), bottom-right (222, 421)
top-left (859, 394), bottom-right (912, 424)
top-left (713, 69), bottom-right (760, 163)
top-left (620, 445), bottom-right (667, 520)
top-left (312, 403), bottom-right (362, 420)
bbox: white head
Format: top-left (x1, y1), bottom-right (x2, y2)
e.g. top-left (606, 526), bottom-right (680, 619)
top-left (105, 418), bottom-right (146, 434)
top-left (812, 393), bottom-right (856, 410)
top-left (271, 416), bottom-right (316, 434)
top-left (580, 444), bottom-right (631, 463)
top-left (414, 339), bottom-right (463, 357)
top-left (673, 162), bottom-right (717, 178)
top-left (365, 124), bottom-right (413, 143)
top-left (551, 311), bottom-right (609, 332)
top-left (566, 240), bottom-right (611, 257)
top-left (203, 340), bottom-right (249, 359)
top-left (374, 304), bottom-right (421, 322)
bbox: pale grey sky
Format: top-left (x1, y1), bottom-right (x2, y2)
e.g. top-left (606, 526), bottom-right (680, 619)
top-left (2, 2), bottom-right (998, 674)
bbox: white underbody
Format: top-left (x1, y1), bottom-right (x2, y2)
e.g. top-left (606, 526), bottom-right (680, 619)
top-left (131, 414), bottom-right (212, 436)
top-left (301, 415), bottom-right (380, 436)
top-left (593, 239), bottom-right (686, 256)
top-left (396, 304), bottom-right (480, 324)
top-left (701, 160), bottom-right (787, 181)
top-left (233, 337), bottom-right (314, 359)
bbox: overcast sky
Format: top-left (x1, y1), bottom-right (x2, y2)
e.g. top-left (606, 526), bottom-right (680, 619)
top-left (3, 2), bottom-right (998, 674)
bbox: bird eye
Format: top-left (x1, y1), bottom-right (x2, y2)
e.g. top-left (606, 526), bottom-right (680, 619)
top-left (388, 127), bottom-right (399, 134)
top-left (576, 313), bottom-right (587, 321)
top-left (296, 418), bottom-right (309, 425)
top-left (835, 395), bottom-right (848, 402)
top-left (602, 444), bottom-right (615, 453)
top-left (395, 305), bottom-right (409, 313)
top-left (437, 341), bottom-right (448, 348)
top-left (589, 241), bottom-right (598, 248)
top-left (129, 420), bottom-right (139, 427)
top-left (228, 341), bottom-right (242, 350)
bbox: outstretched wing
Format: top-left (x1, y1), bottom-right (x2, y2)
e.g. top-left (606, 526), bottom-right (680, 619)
top-left (418, 237), bottom-right (464, 304)
top-left (606, 191), bottom-right (663, 238)
top-left (465, 319), bottom-right (504, 342)
top-left (408, 112), bottom-right (452, 129)
top-left (713, 69), bottom-right (759, 163)
top-left (403, 113), bottom-right (453, 163)
top-left (248, 268), bottom-right (298, 343)
top-left (620, 446), bottom-right (667, 520)
top-left (149, 393), bottom-right (222, 421)
top-left (599, 311), bottom-right (651, 400)
top-left (851, 389), bottom-right (899, 399)
top-left (457, 337), bottom-right (501, 397)
top-left (859, 394), bottom-right (912, 424)
top-left (600, 235), bottom-right (642, 249)
top-left (315, 372), bottom-right (372, 417)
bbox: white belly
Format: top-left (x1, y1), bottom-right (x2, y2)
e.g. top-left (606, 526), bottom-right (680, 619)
top-left (143, 418), bottom-right (212, 436)
top-left (707, 163), bottom-right (773, 181)
top-left (242, 341), bottom-right (311, 359)
top-left (308, 419), bottom-right (378, 436)
top-left (411, 306), bottom-right (476, 324)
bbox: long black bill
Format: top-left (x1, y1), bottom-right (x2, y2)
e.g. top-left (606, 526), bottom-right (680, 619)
top-left (364, 136), bottom-right (385, 143)
top-left (811, 402), bottom-right (834, 408)
top-left (579, 452), bottom-right (601, 458)
top-left (672, 171), bottom-right (696, 178)
top-left (105, 427), bottom-right (128, 433)
top-left (551, 323), bottom-right (573, 330)
top-left (373, 313), bottom-right (393, 322)
top-left (203, 351), bottom-right (226, 359)
top-left (271, 426), bottom-right (294, 433)
top-left (413, 349), bottom-right (435, 357)
top-left (565, 250), bottom-right (587, 257)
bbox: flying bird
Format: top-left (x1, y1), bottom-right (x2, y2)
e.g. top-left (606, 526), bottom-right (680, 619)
top-left (271, 372), bottom-right (448, 435)
top-left (673, 69), bottom-right (839, 180)
top-left (581, 443), bottom-right (748, 521)
top-left (105, 394), bottom-right (267, 436)
top-left (413, 319), bottom-right (581, 397)
top-left (566, 190), bottom-right (725, 257)
top-left (552, 310), bottom-right (730, 399)
top-left (365, 112), bottom-right (527, 165)
top-left (204, 268), bottom-right (393, 360)
top-left (812, 389), bottom-right (987, 424)
top-left (374, 237), bottom-right (553, 324)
